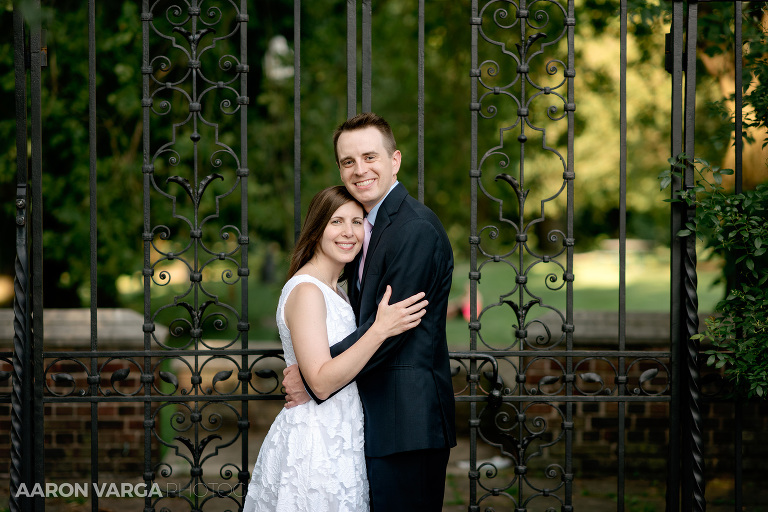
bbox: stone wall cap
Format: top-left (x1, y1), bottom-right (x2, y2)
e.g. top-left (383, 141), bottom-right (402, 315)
top-left (0, 308), bottom-right (165, 348)
top-left (535, 310), bottom-right (712, 347)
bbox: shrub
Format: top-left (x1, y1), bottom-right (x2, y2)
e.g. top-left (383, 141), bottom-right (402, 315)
top-left (659, 155), bottom-right (768, 398)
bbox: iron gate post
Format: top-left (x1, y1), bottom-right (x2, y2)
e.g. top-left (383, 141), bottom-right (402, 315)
top-left (668, 2), bottom-right (706, 511)
top-left (28, 0), bottom-right (46, 508)
top-left (682, 3), bottom-right (705, 512)
top-left (667, 2), bottom-right (685, 511)
top-left (10, 3), bottom-right (31, 512)
top-left (10, 1), bottom-right (46, 510)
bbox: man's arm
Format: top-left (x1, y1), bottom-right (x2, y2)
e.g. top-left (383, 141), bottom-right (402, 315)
top-left (283, 282), bottom-right (428, 406)
top-left (330, 218), bottom-right (448, 376)
top-left (292, 218), bottom-right (448, 406)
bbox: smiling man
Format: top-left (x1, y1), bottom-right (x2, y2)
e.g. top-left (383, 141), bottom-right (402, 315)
top-left (283, 112), bottom-right (456, 511)
top-left (335, 120), bottom-right (400, 211)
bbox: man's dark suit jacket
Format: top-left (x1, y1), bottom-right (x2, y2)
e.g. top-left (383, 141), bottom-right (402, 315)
top-left (328, 182), bottom-right (457, 458)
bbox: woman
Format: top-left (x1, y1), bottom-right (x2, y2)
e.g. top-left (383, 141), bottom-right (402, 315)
top-left (243, 186), bottom-right (428, 511)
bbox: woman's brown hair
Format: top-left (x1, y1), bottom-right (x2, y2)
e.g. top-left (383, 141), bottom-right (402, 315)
top-left (287, 186), bottom-right (360, 282)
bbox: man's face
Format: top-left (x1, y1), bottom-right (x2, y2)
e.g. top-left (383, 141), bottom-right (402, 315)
top-left (337, 126), bottom-right (401, 212)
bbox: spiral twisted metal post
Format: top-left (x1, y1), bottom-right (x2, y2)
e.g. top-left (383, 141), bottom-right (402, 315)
top-left (684, 228), bottom-right (705, 511)
top-left (10, 2), bottom-right (30, 510)
top-left (10, 202), bottom-right (29, 512)
top-left (682, 4), bottom-right (704, 509)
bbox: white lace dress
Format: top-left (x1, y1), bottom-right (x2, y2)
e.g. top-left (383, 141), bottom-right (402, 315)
top-left (243, 275), bottom-right (369, 512)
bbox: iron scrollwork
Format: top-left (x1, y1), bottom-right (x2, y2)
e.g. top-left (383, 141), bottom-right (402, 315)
top-left (141, 2), bottom-right (253, 508)
top-left (470, 0), bottom-right (576, 509)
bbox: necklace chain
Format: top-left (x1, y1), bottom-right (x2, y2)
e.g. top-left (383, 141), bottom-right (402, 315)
top-left (308, 260), bottom-right (335, 290)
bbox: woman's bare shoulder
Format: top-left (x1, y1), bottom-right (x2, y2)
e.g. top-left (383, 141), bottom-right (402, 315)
top-left (284, 281), bottom-right (326, 323)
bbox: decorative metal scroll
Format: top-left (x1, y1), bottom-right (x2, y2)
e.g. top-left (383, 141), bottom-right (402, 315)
top-left (466, 2), bottom-right (578, 506)
top-left (471, 0), bottom-right (575, 353)
top-left (21, 2), bottom-right (284, 509)
top-left (137, 2), bottom-right (264, 509)
top-left (461, 1), bottom-right (670, 510)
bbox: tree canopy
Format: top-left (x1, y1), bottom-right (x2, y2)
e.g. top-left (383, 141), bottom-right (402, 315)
top-left (2, 0), bottom-right (763, 308)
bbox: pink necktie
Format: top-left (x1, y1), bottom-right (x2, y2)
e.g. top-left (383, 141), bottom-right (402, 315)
top-left (358, 218), bottom-right (372, 283)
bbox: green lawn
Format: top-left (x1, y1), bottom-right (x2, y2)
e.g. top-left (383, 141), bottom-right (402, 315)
top-left (445, 249), bottom-right (724, 349)
top-left (120, 249), bottom-right (725, 348)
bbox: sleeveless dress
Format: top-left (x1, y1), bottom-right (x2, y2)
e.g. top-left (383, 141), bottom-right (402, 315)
top-left (243, 275), bottom-right (369, 512)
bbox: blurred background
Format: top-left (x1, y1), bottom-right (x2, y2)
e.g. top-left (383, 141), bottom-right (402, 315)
top-left (2, 2), bottom-right (768, 510)
top-left (0, 0), bottom-right (766, 345)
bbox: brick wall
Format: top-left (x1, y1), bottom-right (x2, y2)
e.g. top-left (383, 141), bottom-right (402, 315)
top-left (1, 309), bottom-right (767, 482)
top-left (0, 309), bottom-right (160, 479)
top-left (451, 311), bottom-right (768, 481)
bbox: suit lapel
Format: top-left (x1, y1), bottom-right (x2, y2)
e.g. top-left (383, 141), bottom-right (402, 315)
top-left (359, 183), bottom-right (408, 295)
top-left (345, 260), bottom-right (361, 317)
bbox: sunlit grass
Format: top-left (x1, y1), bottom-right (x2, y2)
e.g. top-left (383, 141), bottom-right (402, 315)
top-left (119, 248), bottom-right (725, 348)
top-left (445, 248), bottom-right (725, 349)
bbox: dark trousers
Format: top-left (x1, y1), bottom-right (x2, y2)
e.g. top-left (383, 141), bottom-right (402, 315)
top-left (366, 447), bottom-right (450, 512)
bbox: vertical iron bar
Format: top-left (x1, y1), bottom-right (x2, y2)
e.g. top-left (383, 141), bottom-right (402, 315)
top-left (191, 8), bottom-right (201, 506)
top-left (87, 2), bottom-right (99, 510)
top-left (516, 0), bottom-right (527, 357)
top-left (293, 0), bottom-right (301, 243)
top-left (618, 0), bottom-right (628, 509)
top-left (734, 1), bottom-right (743, 195)
top-left (517, 0), bottom-right (529, 497)
top-left (362, 0), bottom-right (371, 113)
top-left (11, 3), bottom-right (30, 511)
top-left (469, 0), bottom-right (479, 508)
top-left (734, 401), bottom-right (742, 512)
top-left (667, 2), bottom-right (685, 511)
top-left (239, 0), bottom-right (250, 501)
top-left (346, 0), bottom-right (357, 117)
top-left (514, 12), bottom-right (530, 504)
top-left (140, 2), bottom-right (153, 509)
top-left (28, 0), bottom-right (45, 508)
top-left (732, 5), bottom-right (743, 511)
top-left (564, 0), bottom-right (576, 508)
top-left (417, 0), bottom-right (425, 203)
top-left (683, 4), bottom-right (704, 511)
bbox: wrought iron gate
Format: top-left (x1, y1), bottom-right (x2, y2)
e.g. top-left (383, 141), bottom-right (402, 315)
top-left (4, 1), bottom-right (763, 511)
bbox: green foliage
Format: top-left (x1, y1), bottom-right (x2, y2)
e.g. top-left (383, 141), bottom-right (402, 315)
top-left (743, 5), bottom-right (768, 140)
top-left (0, 0), bottom-right (738, 307)
top-left (743, 50), bottom-right (768, 148)
top-left (0, 1), bottom-right (300, 306)
top-left (0, 1), bottom-right (146, 306)
top-left (659, 155), bottom-right (768, 399)
top-left (696, 3), bottom-right (768, 148)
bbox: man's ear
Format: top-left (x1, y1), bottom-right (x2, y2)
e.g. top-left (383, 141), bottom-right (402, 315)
top-left (392, 150), bottom-right (402, 176)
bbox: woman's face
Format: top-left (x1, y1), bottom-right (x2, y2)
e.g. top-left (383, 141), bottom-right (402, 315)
top-left (315, 200), bottom-right (365, 265)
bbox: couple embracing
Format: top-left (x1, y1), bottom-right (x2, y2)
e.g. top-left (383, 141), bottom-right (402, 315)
top-left (243, 113), bottom-right (456, 511)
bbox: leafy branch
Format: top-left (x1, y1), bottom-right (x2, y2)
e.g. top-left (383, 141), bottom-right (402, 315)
top-left (659, 154), bottom-right (768, 398)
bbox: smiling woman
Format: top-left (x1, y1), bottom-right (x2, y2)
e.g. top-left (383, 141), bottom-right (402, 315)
top-left (242, 185), bottom-right (428, 511)
top-left (285, 186), bottom-right (361, 280)
top-left (313, 201), bottom-right (365, 274)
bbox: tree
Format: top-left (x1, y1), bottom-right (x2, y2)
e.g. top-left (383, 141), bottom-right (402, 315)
top-left (2, 0), bottom-right (753, 308)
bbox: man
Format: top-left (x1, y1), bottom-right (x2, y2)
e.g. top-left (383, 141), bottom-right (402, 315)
top-left (283, 112), bottom-right (456, 510)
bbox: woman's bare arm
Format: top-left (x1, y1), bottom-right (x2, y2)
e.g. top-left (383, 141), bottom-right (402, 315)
top-left (285, 283), bottom-right (426, 400)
